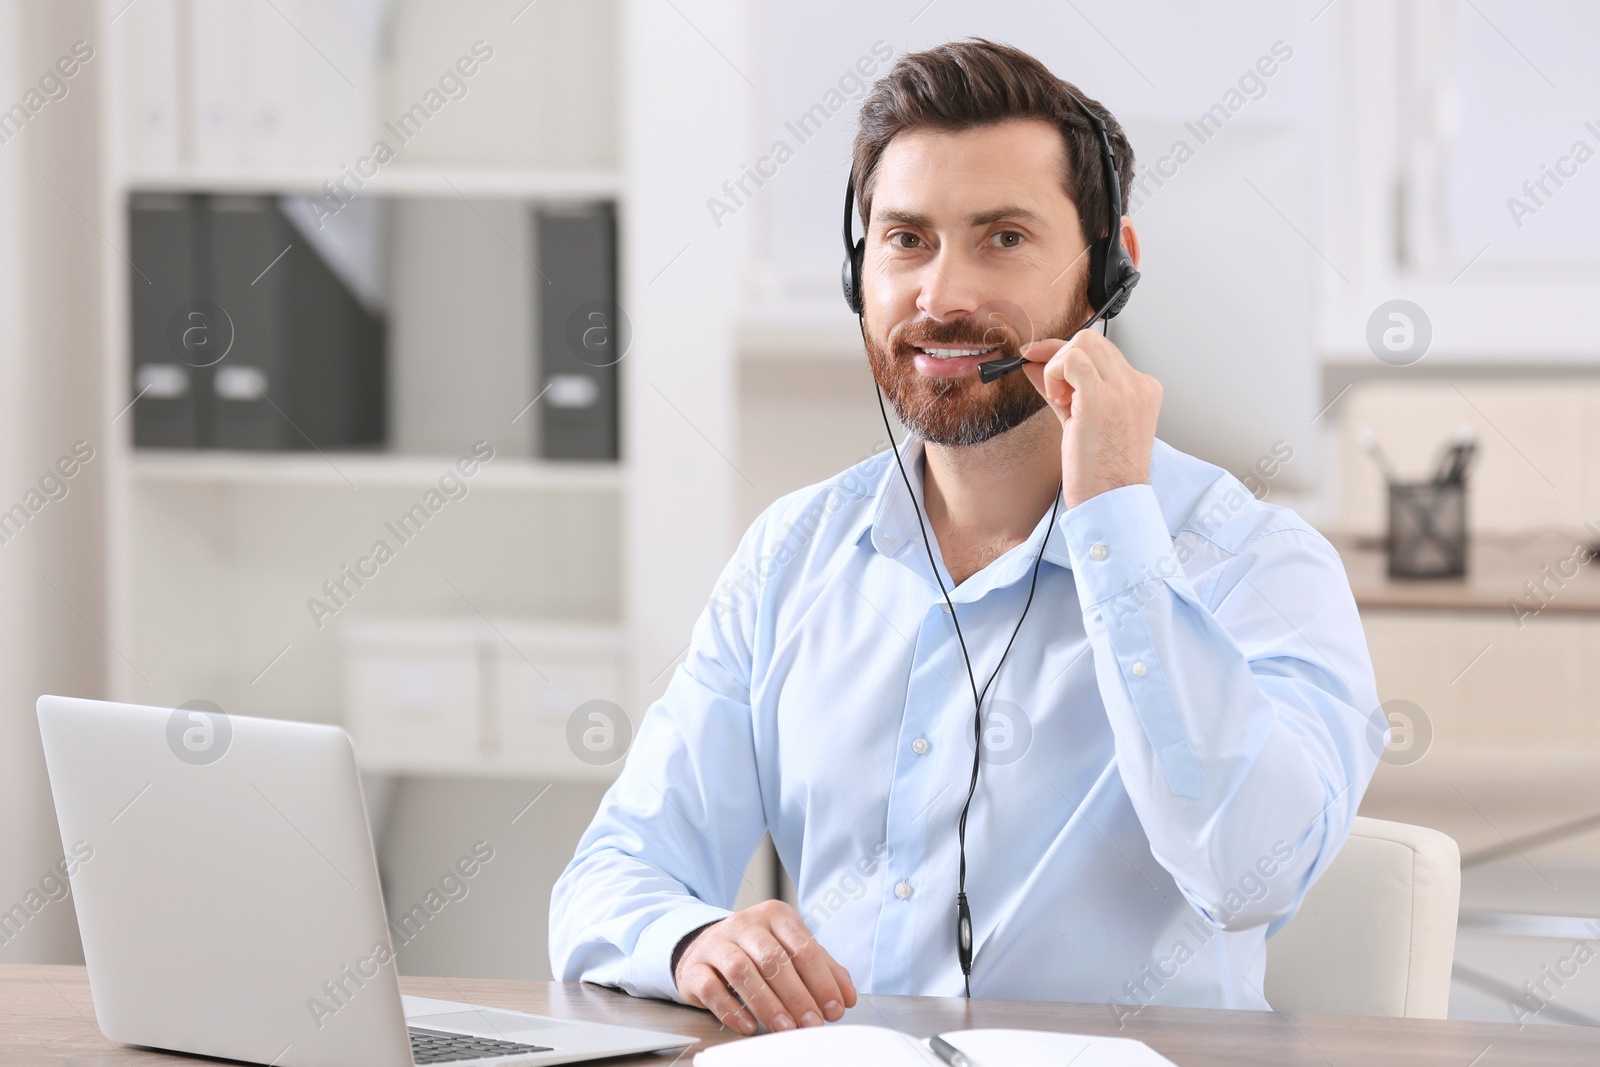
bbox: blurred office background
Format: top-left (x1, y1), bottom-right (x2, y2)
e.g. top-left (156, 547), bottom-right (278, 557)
top-left (2, 0), bottom-right (1599, 1029)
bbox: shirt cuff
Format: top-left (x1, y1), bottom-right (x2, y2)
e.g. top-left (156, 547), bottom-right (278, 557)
top-left (629, 901), bottom-right (735, 1003)
top-left (1060, 483), bottom-right (1176, 607)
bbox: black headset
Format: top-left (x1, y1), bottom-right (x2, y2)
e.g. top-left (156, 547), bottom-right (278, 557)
top-left (841, 92), bottom-right (1137, 997)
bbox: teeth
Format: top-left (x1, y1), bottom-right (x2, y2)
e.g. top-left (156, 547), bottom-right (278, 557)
top-left (920, 347), bottom-right (995, 359)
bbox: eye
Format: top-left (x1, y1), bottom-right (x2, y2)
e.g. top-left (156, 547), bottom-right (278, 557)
top-left (991, 230), bottom-right (1023, 248)
top-left (890, 231), bottom-right (922, 249)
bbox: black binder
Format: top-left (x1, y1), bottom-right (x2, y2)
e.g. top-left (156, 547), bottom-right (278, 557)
top-left (128, 193), bottom-right (384, 451)
top-left (536, 202), bottom-right (619, 461)
top-left (128, 194), bottom-right (206, 447)
top-left (206, 196), bottom-right (286, 449)
top-left (207, 196), bottom-right (384, 450)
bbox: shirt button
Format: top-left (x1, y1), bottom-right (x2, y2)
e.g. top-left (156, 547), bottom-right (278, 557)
top-left (1089, 543), bottom-right (1109, 561)
top-left (911, 737), bottom-right (929, 755)
top-left (894, 881), bottom-right (913, 900)
top-left (942, 603), bottom-right (953, 614)
top-left (1132, 660), bottom-right (1148, 677)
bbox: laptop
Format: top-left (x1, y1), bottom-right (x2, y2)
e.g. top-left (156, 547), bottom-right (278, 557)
top-left (36, 695), bottom-right (695, 1067)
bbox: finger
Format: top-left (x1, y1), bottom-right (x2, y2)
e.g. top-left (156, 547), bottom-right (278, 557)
top-left (827, 958), bottom-right (858, 1007)
top-left (1041, 354), bottom-right (1069, 407)
top-left (681, 962), bottom-right (758, 1036)
top-left (1043, 343), bottom-right (1097, 410)
top-left (771, 916), bottom-right (847, 1022)
top-left (1066, 333), bottom-right (1158, 418)
top-left (1049, 339), bottom-right (1103, 399)
top-left (1062, 335), bottom-right (1104, 381)
top-left (737, 927), bottom-right (824, 1028)
top-left (1070, 326), bottom-right (1135, 381)
top-left (1026, 359), bottom-right (1072, 409)
top-left (1017, 337), bottom-right (1067, 364)
top-left (716, 942), bottom-right (797, 1032)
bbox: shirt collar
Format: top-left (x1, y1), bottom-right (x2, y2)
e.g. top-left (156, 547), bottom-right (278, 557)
top-left (861, 435), bottom-right (926, 558)
top-left (855, 436), bottom-right (1076, 596)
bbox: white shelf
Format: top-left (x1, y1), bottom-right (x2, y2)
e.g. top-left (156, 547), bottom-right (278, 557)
top-left (124, 165), bottom-right (623, 201)
top-left (355, 748), bottom-right (623, 784)
top-left (129, 451), bottom-right (624, 492)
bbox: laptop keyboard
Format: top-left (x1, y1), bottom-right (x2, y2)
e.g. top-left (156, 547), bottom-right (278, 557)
top-left (409, 1025), bottom-right (553, 1063)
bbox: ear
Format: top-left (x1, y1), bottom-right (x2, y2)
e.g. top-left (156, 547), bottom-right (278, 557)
top-left (1120, 215), bottom-right (1141, 270)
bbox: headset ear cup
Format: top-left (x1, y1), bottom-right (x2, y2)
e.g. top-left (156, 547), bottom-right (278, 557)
top-left (840, 239), bottom-right (865, 315)
top-left (1087, 237), bottom-right (1140, 321)
top-left (1105, 257), bottom-right (1139, 318)
top-left (1086, 238), bottom-right (1110, 312)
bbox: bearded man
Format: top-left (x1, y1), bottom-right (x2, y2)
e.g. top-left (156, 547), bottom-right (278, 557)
top-left (550, 38), bottom-right (1379, 1034)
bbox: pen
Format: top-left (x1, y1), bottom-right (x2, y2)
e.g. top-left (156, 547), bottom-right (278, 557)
top-left (1354, 424), bottom-right (1403, 486)
top-left (1430, 424), bottom-right (1476, 485)
top-left (929, 1033), bottom-right (974, 1067)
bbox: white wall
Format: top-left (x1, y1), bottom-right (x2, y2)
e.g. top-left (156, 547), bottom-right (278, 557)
top-left (1114, 120), bottom-right (1319, 492)
top-left (0, 0), bottom-right (104, 964)
top-left (747, 0), bottom-right (1320, 301)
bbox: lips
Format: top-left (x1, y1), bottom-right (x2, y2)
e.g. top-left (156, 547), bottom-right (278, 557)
top-left (908, 345), bottom-right (1001, 379)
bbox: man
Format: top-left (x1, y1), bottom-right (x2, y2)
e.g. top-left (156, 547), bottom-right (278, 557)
top-left (550, 39), bottom-right (1380, 1035)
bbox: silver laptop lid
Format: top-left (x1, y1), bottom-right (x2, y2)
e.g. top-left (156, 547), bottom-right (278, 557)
top-left (38, 695), bottom-right (412, 1067)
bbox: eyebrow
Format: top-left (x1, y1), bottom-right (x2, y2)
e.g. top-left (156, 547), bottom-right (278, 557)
top-left (875, 205), bottom-right (1046, 229)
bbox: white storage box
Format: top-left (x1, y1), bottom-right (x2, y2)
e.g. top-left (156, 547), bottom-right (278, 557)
top-left (339, 616), bottom-right (628, 767)
top-left (339, 618), bottom-right (485, 760)
top-left (490, 621), bottom-right (628, 758)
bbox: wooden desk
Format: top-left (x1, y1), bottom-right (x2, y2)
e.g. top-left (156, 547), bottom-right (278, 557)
top-left (5, 964), bottom-right (1597, 1066)
top-left (1328, 531), bottom-right (1600, 614)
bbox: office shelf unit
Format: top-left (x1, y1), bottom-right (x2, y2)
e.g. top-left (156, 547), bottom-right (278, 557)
top-left (92, 0), bottom-right (745, 789)
top-left (121, 166), bottom-right (623, 201)
top-left (128, 452), bottom-right (624, 493)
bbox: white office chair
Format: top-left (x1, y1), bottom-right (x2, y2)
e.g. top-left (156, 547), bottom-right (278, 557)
top-left (1265, 816), bottom-right (1461, 1019)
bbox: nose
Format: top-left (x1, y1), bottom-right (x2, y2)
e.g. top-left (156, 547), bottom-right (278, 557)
top-left (915, 245), bottom-right (986, 324)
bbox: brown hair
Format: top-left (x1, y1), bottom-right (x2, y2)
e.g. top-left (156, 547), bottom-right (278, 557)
top-left (851, 38), bottom-right (1135, 247)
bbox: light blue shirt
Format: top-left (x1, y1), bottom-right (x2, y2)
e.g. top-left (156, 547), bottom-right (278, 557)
top-left (550, 437), bottom-right (1381, 1014)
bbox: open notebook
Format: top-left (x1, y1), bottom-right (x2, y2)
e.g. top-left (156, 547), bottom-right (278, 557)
top-left (693, 1025), bottom-right (1177, 1065)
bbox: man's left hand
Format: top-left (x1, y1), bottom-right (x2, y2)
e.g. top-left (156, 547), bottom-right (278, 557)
top-left (1019, 328), bottom-right (1162, 509)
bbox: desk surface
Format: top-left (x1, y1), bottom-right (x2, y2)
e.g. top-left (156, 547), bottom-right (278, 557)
top-left (5, 964), bottom-right (1598, 1066)
top-left (1329, 531), bottom-right (1600, 613)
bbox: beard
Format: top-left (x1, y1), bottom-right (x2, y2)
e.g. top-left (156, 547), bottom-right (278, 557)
top-left (864, 298), bottom-right (1087, 448)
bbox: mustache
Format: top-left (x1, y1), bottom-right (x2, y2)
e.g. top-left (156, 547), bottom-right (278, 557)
top-left (889, 303), bottom-right (1049, 358)
top-left (890, 309), bottom-right (1040, 357)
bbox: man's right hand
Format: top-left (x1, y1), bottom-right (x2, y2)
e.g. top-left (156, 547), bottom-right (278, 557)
top-left (672, 899), bottom-right (857, 1035)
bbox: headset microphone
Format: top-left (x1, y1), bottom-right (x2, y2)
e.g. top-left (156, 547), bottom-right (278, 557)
top-left (842, 89), bottom-right (1133, 998)
top-left (975, 275), bottom-right (1133, 383)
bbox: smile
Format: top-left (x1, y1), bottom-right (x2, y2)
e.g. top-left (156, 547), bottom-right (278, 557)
top-left (915, 346), bottom-right (997, 360)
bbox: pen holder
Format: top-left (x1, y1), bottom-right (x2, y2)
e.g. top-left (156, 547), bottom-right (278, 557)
top-left (1387, 481), bottom-right (1467, 579)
